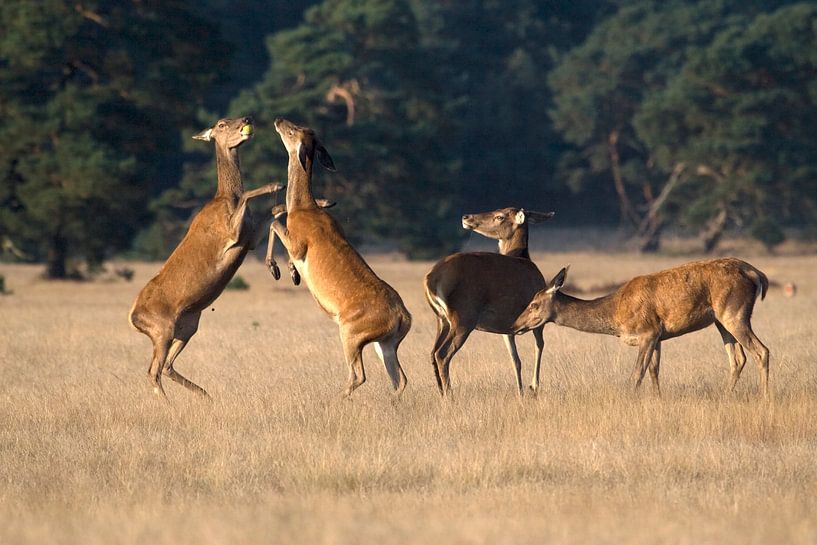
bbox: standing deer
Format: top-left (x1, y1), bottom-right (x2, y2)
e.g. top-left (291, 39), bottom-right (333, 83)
top-left (424, 208), bottom-right (554, 396)
top-left (268, 118), bottom-right (411, 397)
top-left (129, 116), bottom-right (282, 398)
top-left (513, 258), bottom-right (770, 397)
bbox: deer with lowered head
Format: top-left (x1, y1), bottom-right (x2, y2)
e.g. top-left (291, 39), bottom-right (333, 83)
top-left (513, 258), bottom-right (770, 397)
top-left (129, 116), bottom-right (283, 399)
top-left (424, 207), bottom-right (554, 396)
top-left (268, 118), bottom-right (411, 397)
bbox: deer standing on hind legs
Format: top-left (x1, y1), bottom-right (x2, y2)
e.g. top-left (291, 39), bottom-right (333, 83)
top-left (266, 118), bottom-right (411, 398)
top-left (129, 117), bottom-right (283, 399)
top-left (424, 208), bottom-right (554, 396)
top-left (513, 258), bottom-right (770, 398)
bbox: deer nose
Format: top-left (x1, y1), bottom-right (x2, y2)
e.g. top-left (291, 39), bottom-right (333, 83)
top-left (243, 117), bottom-right (253, 125)
top-left (462, 214), bottom-right (472, 222)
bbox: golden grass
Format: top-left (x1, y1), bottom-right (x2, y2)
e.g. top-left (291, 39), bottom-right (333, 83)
top-left (1, 251), bottom-right (815, 544)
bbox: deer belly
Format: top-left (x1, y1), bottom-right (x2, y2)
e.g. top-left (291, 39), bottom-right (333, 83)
top-left (293, 256), bottom-right (341, 319)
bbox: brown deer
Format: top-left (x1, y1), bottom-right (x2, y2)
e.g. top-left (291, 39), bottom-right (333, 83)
top-left (268, 118), bottom-right (411, 397)
top-left (513, 258), bottom-right (770, 397)
top-left (424, 208), bottom-right (554, 396)
top-left (129, 116), bottom-right (282, 398)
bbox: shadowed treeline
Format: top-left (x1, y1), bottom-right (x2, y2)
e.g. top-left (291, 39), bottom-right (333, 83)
top-left (2, 0), bottom-right (816, 277)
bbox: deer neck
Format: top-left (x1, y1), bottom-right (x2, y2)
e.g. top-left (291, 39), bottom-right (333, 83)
top-left (215, 145), bottom-right (243, 201)
top-left (498, 228), bottom-right (530, 259)
top-left (552, 292), bottom-right (618, 336)
top-left (286, 153), bottom-right (318, 211)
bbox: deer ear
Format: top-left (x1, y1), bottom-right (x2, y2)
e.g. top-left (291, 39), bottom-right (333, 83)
top-left (514, 209), bottom-right (526, 225)
top-left (192, 128), bottom-right (213, 142)
top-left (317, 143), bottom-right (336, 171)
top-left (297, 142), bottom-right (309, 172)
top-left (547, 266), bottom-right (568, 293)
top-left (527, 211), bottom-right (555, 224)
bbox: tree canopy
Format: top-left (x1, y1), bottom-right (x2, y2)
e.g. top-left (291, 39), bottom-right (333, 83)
top-left (0, 0), bottom-right (228, 277)
top-left (2, 0), bottom-right (817, 277)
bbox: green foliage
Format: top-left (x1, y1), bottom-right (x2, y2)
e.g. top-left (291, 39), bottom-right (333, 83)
top-left (549, 0), bottom-right (814, 251)
top-left (635, 2), bottom-right (817, 248)
top-left (4, 0), bottom-right (817, 265)
top-left (228, 0), bottom-right (463, 257)
top-left (0, 0), bottom-right (229, 277)
top-left (226, 275), bottom-right (250, 291)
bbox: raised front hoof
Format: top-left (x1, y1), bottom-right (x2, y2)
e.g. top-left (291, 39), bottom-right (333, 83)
top-left (268, 263), bottom-right (281, 280)
top-left (290, 266), bottom-right (301, 286)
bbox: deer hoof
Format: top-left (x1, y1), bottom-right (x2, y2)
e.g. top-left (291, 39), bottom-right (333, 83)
top-left (289, 263), bottom-right (300, 286)
top-left (269, 263), bottom-right (281, 280)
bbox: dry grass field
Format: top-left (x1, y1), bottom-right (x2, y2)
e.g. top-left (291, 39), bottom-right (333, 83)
top-left (1, 248), bottom-right (816, 544)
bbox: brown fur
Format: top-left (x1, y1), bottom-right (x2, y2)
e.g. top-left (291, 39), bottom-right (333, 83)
top-left (129, 116), bottom-right (282, 398)
top-left (269, 118), bottom-right (411, 397)
top-left (514, 258), bottom-right (770, 397)
top-left (424, 208), bottom-right (554, 395)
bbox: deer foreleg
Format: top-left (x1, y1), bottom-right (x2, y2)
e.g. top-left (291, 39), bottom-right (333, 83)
top-left (265, 221), bottom-right (282, 280)
top-left (226, 183), bottom-right (284, 252)
top-left (270, 219), bottom-right (306, 266)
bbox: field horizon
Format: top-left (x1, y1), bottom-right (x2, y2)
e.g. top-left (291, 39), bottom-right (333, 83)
top-left (1, 249), bottom-right (815, 544)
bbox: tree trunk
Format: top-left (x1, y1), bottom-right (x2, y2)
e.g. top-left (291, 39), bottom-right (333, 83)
top-left (633, 163), bottom-right (686, 254)
top-left (638, 219), bottom-right (662, 253)
top-left (607, 130), bottom-right (639, 228)
top-left (45, 233), bottom-right (68, 279)
top-left (700, 207), bottom-right (728, 254)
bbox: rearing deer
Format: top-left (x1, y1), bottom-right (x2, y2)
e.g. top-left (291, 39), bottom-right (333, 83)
top-left (129, 117), bottom-right (282, 398)
top-left (424, 207), bottom-right (554, 396)
top-left (268, 118), bottom-right (411, 397)
top-left (513, 258), bottom-right (770, 397)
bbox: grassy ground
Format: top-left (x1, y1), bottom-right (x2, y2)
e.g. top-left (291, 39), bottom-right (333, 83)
top-left (0, 251), bottom-right (815, 544)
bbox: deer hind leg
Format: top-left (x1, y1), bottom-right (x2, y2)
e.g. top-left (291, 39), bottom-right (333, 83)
top-left (633, 334), bottom-right (659, 391)
top-left (434, 317), bottom-right (474, 397)
top-left (529, 326), bottom-right (545, 395)
top-left (162, 313), bottom-right (209, 398)
top-left (373, 339), bottom-right (408, 397)
top-left (721, 318), bottom-right (769, 398)
top-left (147, 333), bottom-right (172, 400)
top-left (648, 341), bottom-right (662, 397)
top-left (430, 315), bottom-right (451, 394)
top-left (716, 321), bottom-right (746, 394)
top-left (502, 335), bottom-right (524, 395)
top-left (340, 330), bottom-right (367, 398)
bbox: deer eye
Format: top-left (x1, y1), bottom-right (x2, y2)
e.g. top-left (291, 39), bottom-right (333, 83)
top-left (495, 215), bottom-right (505, 221)
top-left (218, 123), bottom-right (226, 129)
top-left (529, 302), bottom-right (540, 310)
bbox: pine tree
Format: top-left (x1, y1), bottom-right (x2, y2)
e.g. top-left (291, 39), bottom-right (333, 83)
top-left (225, 0), bottom-right (462, 257)
top-left (635, 2), bottom-right (817, 250)
top-left (0, 1), bottom-right (228, 277)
